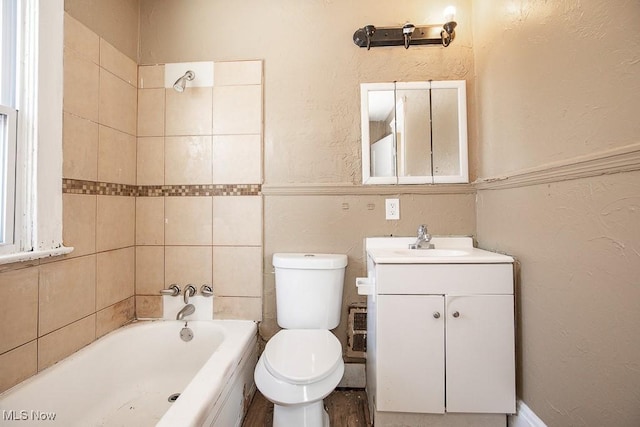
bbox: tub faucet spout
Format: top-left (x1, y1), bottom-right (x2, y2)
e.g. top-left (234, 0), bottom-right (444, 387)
top-left (176, 304), bottom-right (195, 320)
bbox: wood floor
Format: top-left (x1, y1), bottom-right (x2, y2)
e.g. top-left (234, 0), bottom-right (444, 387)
top-left (242, 389), bottom-right (371, 427)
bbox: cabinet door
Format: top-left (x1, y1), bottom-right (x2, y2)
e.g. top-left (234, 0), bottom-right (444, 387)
top-left (376, 295), bottom-right (445, 413)
top-left (445, 295), bottom-right (516, 413)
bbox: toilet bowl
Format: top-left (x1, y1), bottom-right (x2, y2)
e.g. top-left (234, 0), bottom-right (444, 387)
top-left (254, 329), bottom-right (344, 427)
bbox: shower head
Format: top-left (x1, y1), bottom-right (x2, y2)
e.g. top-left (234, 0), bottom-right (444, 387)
top-left (173, 70), bottom-right (195, 92)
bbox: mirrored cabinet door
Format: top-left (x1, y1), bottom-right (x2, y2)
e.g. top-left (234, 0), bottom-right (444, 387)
top-left (361, 80), bottom-right (468, 185)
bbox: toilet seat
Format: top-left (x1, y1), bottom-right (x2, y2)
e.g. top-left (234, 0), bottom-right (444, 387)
top-left (263, 329), bottom-right (342, 385)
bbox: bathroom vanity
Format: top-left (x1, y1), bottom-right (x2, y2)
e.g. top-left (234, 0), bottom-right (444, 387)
top-left (357, 237), bottom-right (515, 427)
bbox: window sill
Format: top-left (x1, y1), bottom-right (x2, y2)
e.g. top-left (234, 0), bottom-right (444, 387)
top-left (0, 246), bottom-right (74, 266)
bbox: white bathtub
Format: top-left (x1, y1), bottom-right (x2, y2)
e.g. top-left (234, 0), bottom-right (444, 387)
top-left (0, 320), bottom-right (258, 427)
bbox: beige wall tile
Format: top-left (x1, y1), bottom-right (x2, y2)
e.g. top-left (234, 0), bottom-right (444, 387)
top-left (136, 246), bottom-right (164, 295)
top-left (165, 136), bottom-right (213, 185)
top-left (0, 260), bottom-right (38, 275)
top-left (39, 256), bottom-right (96, 336)
top-left (0, 342), bottom-right (37, 393)
top-left (165, 197), bottom-right (213, 245)
top-left (213, 296), bottom-right (262, 321)
top-left (212, 246), bottom-right (262, 297)
top-left (212, 196), bottom-right (262, 246)
top-left (98, 125), bottom-right (136, 185)
top-left (0, 268), bottom-right (39, 354)
top-left (96, 247), bottom-right (135, 310)
top-left (165, 87), bottom-right (213, 136)
top-left (137, 88), bottom-right (165, 137)
top-left (136, 197), bottom-right (164, 245)
top-left (38, 315), bottom-right (96, 371)
top-left (99, 69), bottom-right (137, 135)
top-left (100, 39), bottom-right (137, 86)
top-left (96, 296), bottom-right (134, 338)
top-left (96, 196), bottom-right (135, 252)
top-left (64, 48), bottom-right (99, 122)
top-left (136, 295), bottom-right (162, 318)
top-left (165, 246), bottom-right (212, 289)
top-left (139, 65), bottom-right (165, 89)
top-left (214, 61), bottom-right (262, 86)
top-left (137, 137), bottom-right (164, 185)
top-left (63, 112), bottom-right (99, 181)
top-left (212, 135), bottom-right (262, 184)
top-left (64, 14), bottom-right (99, 64)
top-left (212, 85), bottom-right (262, 135)
top-left (63, 194), bottom-right (96, 257)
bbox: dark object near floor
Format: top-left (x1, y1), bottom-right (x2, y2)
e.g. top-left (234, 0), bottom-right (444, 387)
top-left (242, 388), bottom-right (371, 427)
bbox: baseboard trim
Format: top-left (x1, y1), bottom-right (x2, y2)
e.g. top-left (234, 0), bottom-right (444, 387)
top-left (508, 401), bottom-right (547, 427)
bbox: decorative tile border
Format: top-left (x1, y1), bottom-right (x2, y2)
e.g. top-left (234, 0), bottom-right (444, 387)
top-left (63, 179), bottom-right (261, 196)
top-left (62, 179), bottom-right (137, 196)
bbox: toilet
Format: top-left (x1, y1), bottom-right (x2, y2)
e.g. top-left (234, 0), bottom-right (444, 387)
top-left (254, 253), bottom-right (348, 427)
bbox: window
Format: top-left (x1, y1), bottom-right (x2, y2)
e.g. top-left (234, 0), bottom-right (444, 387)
top-left (0, 0), bottom-right (18, 250)
top-left (0, 0), bottom-right (70, 264)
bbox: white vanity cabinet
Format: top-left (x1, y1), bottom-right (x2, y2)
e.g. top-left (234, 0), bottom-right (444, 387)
top-left (365, 255), bottom-right (516, 419)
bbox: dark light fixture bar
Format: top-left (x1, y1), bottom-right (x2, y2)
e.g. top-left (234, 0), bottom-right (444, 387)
top-left (353, 6), bottom-right (457, 50)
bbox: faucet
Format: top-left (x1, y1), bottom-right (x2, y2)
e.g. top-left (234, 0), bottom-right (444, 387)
top-left (176, 304), bottom-right (195, 321)
top-left (183, 284), bottom-right (196, 304)
top-left (410, 224), bottom-right (433, 249)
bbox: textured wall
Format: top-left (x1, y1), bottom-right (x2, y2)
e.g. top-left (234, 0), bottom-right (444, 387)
top-left (64, 0), bottom-right (139, 61)
top-left (139, 0), bottom-right (479, 350)
top-left (473, 2), bottom-right (640, 426)
top-left (139, 0), bottom-right (476, 184)
top-left (473, 1), bottom-right (640, 178)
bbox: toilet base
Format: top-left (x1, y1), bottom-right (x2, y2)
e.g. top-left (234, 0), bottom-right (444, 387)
top-left (273, 400), bottom-right (329, 427)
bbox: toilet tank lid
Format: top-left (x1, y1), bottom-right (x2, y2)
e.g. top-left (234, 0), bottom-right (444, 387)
top-left (273, 253), bottom-right (348, 269)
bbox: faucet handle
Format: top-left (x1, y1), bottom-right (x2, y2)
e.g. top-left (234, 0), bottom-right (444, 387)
top-left (417, 224), bottom-right (428, 236)
top-left (200, 285), bottom-right (214, 297)
top-left (183, 284), bottom-right (196, 304)
top-left (160, 284), bottom-right (180, 296)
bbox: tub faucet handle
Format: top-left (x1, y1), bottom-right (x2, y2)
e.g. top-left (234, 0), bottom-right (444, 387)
top-left (200, 285), bottom-right (214, 297)
top-left (160, 284), bottom-right (180, 296)
top-left (184, 284), bottom-right (196, 304)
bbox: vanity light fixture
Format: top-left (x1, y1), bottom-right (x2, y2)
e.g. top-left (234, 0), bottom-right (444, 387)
top-left (353, 6), bottom-right (457, 50)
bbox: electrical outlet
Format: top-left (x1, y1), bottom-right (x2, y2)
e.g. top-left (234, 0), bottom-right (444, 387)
top-left (385, 198), bottom-right (400, 220)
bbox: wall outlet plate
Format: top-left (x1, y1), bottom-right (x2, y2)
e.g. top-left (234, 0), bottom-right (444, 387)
top-left (385, 198), bottom-right (400, 220)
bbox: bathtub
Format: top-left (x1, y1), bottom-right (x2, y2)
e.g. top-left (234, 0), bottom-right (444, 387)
top-left (0, 320), bottom-right (258, 427)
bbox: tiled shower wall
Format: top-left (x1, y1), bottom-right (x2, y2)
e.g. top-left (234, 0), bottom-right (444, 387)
top-left (0, 14), bottom-right (263, 393)
top-left (135, 61), bottom-right (263, 320)
top-left (0, 14), bottom-right (137, 393)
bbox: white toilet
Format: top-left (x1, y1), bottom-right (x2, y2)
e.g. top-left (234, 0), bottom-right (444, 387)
top-left (254, 253), bottom-right (348, 427)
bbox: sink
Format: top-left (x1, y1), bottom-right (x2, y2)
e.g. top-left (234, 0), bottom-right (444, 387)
top-left (365, 237), bottom-right (514, 264)
top-left (393, 249), bottom-right (469, 257)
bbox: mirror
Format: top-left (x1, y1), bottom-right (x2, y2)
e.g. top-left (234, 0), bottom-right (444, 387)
top-left (360, 80), bottom-right (468, 184)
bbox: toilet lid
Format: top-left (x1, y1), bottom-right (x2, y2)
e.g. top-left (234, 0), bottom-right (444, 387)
top-left (263, 329), bottom-right (342, 385)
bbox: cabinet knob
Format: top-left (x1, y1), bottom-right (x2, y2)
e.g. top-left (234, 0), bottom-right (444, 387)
top-left (452, 311), bottom-right (460, 318)
top-left (433, 312), bottom-right (441, 319)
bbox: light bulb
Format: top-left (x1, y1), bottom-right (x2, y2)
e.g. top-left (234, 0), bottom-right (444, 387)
top-left (443, 6), bottom-right (456, 23)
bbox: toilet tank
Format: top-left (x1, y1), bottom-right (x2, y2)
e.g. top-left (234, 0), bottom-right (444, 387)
top-left (273, 253), bottom-right (348, 329)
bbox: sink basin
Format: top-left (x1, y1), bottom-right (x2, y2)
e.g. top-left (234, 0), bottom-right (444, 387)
top-left (393, 249), bottom-right (469, 257)
top-left (365, 237), bottom-right (514, 264)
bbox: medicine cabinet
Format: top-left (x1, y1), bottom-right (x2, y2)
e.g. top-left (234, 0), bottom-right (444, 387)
top-left (360, 80), bottom-right (468, 185)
